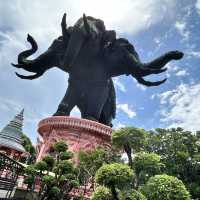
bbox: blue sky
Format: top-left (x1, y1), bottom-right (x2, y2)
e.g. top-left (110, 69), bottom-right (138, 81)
top-left (0, 0), bottom-right (200, 143)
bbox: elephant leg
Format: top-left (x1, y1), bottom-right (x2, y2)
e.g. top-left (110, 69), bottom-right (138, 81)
top-left (80, 84), bottom-right (109, 122)
top-left (99, 105), bottom-right (113, 127)
top-left (99, 80), bottom-right (115, 127)
top-left (53, 85), bottom-right (76, 116)
top-left (144, 51), bottom-right (184, 69)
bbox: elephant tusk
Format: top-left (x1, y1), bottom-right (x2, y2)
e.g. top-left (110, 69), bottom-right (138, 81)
top-left (15, 72), bottom-right (43, 80)
top-left (83, 13), bottom-right (91, 35)
top-left (11, 63), bottom-right (24, 68)
top-left (61, 13), bottom-right (69, 43)
top-left (141, 68), bottom-right (167, 77)
top-left (134, 75), bottom-right (167, 87)
top-left (61, 13), bottom-right (67, 29)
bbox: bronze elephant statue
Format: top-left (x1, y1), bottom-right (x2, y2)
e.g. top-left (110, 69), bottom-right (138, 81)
top-left (12, 14), bottom-right (184, 126)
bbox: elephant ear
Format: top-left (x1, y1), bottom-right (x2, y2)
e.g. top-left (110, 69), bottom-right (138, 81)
top-left (111, 38), bottom-right (168, 87)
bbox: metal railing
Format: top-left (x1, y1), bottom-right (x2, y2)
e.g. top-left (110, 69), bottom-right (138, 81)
top-left (0, 153), bottom-right (24, 199)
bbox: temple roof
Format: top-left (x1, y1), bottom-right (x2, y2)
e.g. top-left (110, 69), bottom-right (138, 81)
top-left (0, 109), bottom-right (25, 153)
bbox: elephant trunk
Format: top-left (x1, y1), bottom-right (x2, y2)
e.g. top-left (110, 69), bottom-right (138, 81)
top-left (18, 34), bottom-right (38, 65)
top-left (12, 34), bottom-right (55, 80)
top-left (124, 50), bottom-right (168, 87)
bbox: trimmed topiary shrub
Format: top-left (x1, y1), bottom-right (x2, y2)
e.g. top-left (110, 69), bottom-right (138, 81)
top-left (95, 163), bottom-right (134, 199)
top-left (91, 186), bottom-right (113, 200)
top-left (141, 174), bottom-right (191, 200)
top-left (120, 189), bottom-right (147, 200)
top-left (95, 163), bottom-right (134, 189)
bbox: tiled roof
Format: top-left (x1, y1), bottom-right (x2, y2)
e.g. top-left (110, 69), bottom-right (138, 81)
top-left (0, 109), bottom-right (25, 153)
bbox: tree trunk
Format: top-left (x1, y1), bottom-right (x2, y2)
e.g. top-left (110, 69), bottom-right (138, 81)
top-left (111, 185), bottom-right (119, 200)
top-left (134, 173), bottom-right (139, 189)
top-left (124, 144), bottom-right (133, 168)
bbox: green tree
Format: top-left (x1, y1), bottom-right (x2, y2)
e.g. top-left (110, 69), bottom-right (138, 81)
top-left (95, 163), bottom-right (134, 200)
top-left (133, 152), bottom-right (164, 187)
top-left (25, 140), bottom-right (78, 200)
top-left (24, 165), bottom-right (37, 199)
top-left (78, 147), bottom-right (121, 193)
top-left (21, 134), bottom-right (36, 164)
top-left (53, 140), bottom-right (68, 153)
top-left (141, 174), bottom-right (191, 200)
top-left (42, 155), bottom-right (55, 171)
top-left (112, 127), bottom-right (148, 167)
top-left (146, 128), bottom-right (200, 199)
top-left (35, 161), bottom-right (48, 172)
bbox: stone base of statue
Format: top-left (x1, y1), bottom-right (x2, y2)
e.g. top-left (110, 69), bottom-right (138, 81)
top-left (36, 116), bottom-right (112, 161)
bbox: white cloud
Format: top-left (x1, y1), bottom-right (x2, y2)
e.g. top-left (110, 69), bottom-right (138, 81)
top-left (196, 0), bottom-right (200, 14)
top-left (175, 69), bottom-right (188, 77)
top-left (158, 83), bottom-right (200, 131)
top-left (114, 122), bottom-right (126, 130)
top-left (113, 77), bottom-right (126, 92)
top-left (0, 0), bottom-right (177, 37)
top-left (165, 63), bottom-right (188, 78)
top-left (175, 21), bottom-right (190, 41)
top-left (155, 90), bottom-right (176, 104)
top-left (187, 50), bottom-right (200, 58)
top-left (0, 97), bottom-right (22, 113)
top-left (132, 78), bottom-right (146, 91)
top-left (136, 82), bottom-right (147, 91)
top-left (153, 37), bottom-right (162, 48)
top-left (117, 103), bottom-right (136, 118)
top-left (165, 63), bottom-right (178, 78)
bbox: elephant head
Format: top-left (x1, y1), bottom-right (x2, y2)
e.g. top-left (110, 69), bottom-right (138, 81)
top-left (104, 38), bottom-right (184, 86)
top-left (62, 14), bottom-right (118, 69)
top-left (12, 14), bottom-right (72, 79)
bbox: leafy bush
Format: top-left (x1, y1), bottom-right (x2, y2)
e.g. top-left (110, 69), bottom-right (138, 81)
top-left (42, 175), bottom-right (55, 186)
top-left (134, 152), bottom-right (163, 174)
top-left (141, 174), bottom-right (191, 200)
top-left (120, 189), bottom-right (147, 200)
top-left (34, 160), bottom-right (48, 172)
top-left (60, 151), bottom-right (73, 160)
top-left (95, 163), bottom-right (133, 190)
top-left (133, 152), bottom-right (164, 186)
top-left (95, 163), bottom-right (134, 199)
top-left (42, 155), bottom-right (55, 170)
top-left (53, 140), bottom-right (68, 152)
top-left (91, 186), bottom-right (113, 200)
top-left (49, 186), bottom-right (61, 200)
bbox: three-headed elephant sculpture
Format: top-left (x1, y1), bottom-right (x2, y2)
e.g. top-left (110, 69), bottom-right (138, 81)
top-left (12, 14), bottom-right (184, 126)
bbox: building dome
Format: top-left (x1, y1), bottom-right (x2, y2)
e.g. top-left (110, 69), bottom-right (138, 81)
top-left (0, 109), bottom-right (25, 153)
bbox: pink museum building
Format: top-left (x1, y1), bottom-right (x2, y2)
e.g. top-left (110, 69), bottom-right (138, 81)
top-left (36, 116), bottom-right (112, 161)
top-left (35, 116), bottom-right (113, 198)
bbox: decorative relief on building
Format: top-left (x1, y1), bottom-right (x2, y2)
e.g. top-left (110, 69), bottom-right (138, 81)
top-left (36, 116), bottom-right (112, 161)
